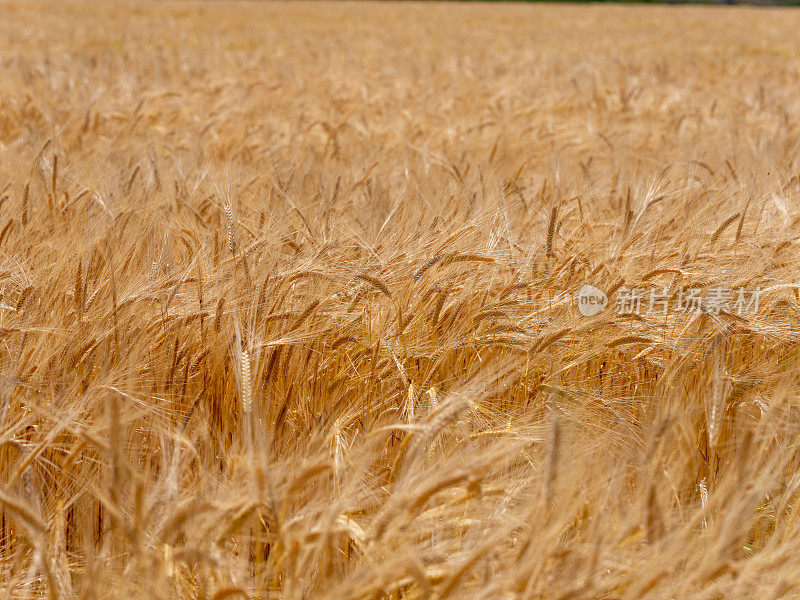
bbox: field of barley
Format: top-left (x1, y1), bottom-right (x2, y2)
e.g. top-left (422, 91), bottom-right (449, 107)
top-left (2, 1), bottom-right (800, 598)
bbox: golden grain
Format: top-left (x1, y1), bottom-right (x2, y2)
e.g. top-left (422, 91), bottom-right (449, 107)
top-left (1, 3), bottom-right (799, 598)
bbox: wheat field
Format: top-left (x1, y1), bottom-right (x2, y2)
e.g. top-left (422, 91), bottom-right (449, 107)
top-left (2, 1), bottom-right (800, 598)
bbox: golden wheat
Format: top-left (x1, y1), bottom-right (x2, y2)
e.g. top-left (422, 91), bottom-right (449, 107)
top-left (1, 2), bottom-right (800, 599)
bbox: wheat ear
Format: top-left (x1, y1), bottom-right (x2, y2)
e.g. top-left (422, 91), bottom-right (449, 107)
top-left (240, 347), bottom-right (252, 414)
top-left (706, 338), bottom-right (726, 451)
top-left (224, 200), bottom-right (237, 254)
top-left (21, 182), bottom-right (30, 226)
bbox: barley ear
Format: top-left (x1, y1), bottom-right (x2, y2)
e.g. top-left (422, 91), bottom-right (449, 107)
top-left (706, 338), bottom-right (726, 451)
top-left (224, 200), bottom-right (237, 254)
top-left (22, 182), bottom-right (30, 226)
top-left (546, 204), bottom-right (559, 258)
top-left (240, 347), bottom-right (252, 415)
top-left (75, 258), bottom-right (83, 325)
